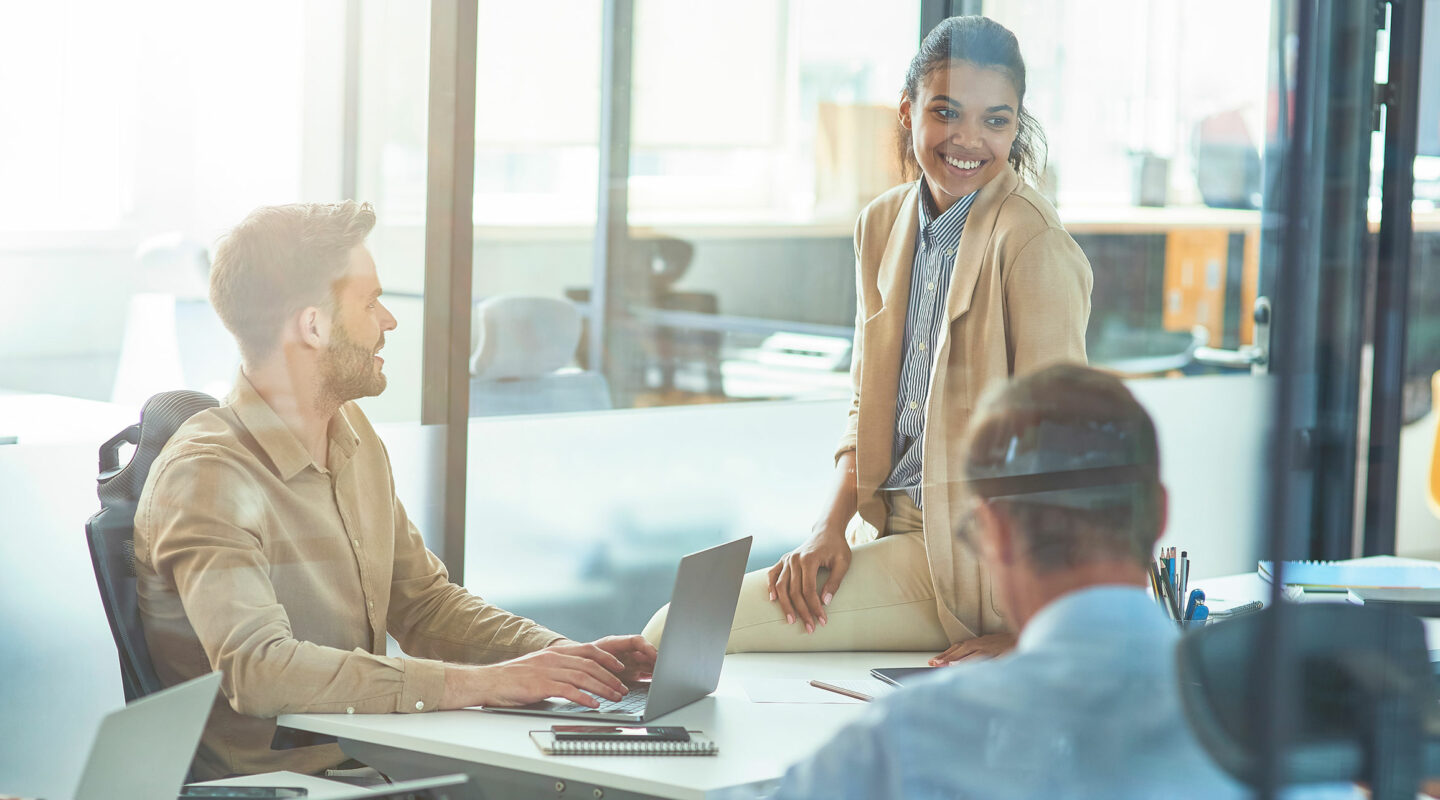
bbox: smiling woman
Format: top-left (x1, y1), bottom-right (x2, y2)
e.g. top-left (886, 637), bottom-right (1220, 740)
top-left (898, 15), bottom-right (1047, 192)
top-left (652, 15), bottom-right (1095, 663)
top-left (901, 61), bottom-right (1021, 211)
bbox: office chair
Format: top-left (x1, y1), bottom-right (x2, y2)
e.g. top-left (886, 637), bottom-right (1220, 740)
top-left (84, 390), bottom-right (218, 703)
top-left (469, 295), bottom-right (613, 416)
top-left (84, 389), bottom-right (339, 756)
top-left (1177, 603), bottom-right (1440, 799)
top-left (566, 237), bottom-right (725, 397)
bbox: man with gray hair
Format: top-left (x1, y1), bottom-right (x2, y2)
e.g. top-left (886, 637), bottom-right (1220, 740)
top-left (765, 363), bottom-right (1252, 799)
top-left (135, 202), bottom-right (655, 779)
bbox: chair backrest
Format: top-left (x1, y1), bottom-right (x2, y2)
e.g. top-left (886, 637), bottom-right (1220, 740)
top-left (84, 390), bottom-right (218, 703)
top-left (1176, 603), bottom-right (1436, 798)
top-left (471, 295), bottom-right (584, 380)
top-left (469, 295), bottom-right (612, 416)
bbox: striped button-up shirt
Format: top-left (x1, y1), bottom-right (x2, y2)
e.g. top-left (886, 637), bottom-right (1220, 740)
top-left (881, 182), bottom-right (978, 508)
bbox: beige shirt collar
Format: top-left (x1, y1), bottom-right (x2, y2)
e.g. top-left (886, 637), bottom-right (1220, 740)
top-left (227, 371), bottom-right (360, 480)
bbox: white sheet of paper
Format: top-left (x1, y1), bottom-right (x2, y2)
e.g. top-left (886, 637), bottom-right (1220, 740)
top-left (741, 677), bottom-right (894, 704)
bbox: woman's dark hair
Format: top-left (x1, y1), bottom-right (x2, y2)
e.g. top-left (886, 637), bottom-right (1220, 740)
top-left (898, 16), bottom-right (1048, 186)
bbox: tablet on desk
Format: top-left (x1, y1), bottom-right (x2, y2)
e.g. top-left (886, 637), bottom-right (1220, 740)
top-left (869, 667), bottom-right (938, 687)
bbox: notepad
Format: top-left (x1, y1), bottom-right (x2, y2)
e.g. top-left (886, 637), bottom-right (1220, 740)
top-left (529, 730), bottom-right (718, 756)
top-left (1345, 587), bottom-right (1440, 616)
top-left (1258, 560), bottom-right (1440, 590)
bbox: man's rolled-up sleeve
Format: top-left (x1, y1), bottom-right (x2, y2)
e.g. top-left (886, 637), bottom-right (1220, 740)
top-left (384, 493), bottom-right (564, 664)
top-left (380, 438), bottom-right (562, 664)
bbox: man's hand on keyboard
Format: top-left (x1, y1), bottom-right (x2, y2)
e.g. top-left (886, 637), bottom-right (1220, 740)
top-left (562, 635), bottom-right (658, 688)
top-left (440, 648), bottom-right (629, 709)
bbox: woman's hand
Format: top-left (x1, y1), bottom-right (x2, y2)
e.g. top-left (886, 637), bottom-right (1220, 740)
top-left (929, 633), bottom-right (1017, 666)
top-left (766, 521), bottom-right (852, 633)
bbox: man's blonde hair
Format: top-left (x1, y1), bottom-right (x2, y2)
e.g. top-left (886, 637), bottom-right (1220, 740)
top-left (209, 201), bottom-right (377, 362)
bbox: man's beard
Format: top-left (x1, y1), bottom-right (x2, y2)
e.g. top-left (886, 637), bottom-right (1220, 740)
top-left (318, 318), bottom-right (386, 407)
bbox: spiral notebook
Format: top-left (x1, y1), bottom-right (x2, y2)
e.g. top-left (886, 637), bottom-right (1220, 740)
top-left (529, 730), bottom-right (718, 756)
top-left (1258, 560), bottom-right (1440, 590)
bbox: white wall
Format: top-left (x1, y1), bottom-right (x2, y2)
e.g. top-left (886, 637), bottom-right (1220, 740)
top-left (1133, 374), bottom-right (1269, 579)
top-left (455, 374), bottom-right (1272, 621)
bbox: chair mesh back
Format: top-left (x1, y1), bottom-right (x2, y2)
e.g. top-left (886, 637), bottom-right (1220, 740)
top-left (85, 390), bottom-right (217, 702)
top-left (1176, 603), bottom-right (1433, 794)
top-left (98, 391), bottom-right (219, 509)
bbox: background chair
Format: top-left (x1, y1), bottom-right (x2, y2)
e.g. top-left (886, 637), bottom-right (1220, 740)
top-left (84, 390), bottom-right (217, 703)
top-left (1193, 108), bottom-right (1262, 210)
top-left (469, 295), bottom-right (612, 416)
top-left (111, 235), bottom-right (239, 407)
top-left (566, 237), bottom-right (725, 398)
top-left (1177, 603), bottom-right (1440, 799)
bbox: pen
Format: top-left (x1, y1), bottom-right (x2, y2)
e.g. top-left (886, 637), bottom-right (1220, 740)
top-left (1183, 589), bottom-right (1205, 622)
top-left (808, 680), bottom-right (873, 702)
top-left (1153, 559), bottom-right (1169, 618)
top-left (1167, 548), bottom-right (1177, 595)
top-left (1179, 550), bottom-right (1189, 603)
top-left (1158, 561), bottom-right (1180, 620)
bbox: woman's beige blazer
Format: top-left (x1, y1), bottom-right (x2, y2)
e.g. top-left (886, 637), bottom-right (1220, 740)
top-left (835, 164), bottom-right (1093, 643)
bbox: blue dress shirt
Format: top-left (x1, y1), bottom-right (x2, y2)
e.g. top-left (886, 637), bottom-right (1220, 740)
top-left (765, 586), bottom-right (1360, 800)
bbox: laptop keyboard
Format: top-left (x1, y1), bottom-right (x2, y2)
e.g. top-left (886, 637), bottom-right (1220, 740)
top-left (551, 686), bottom-right (649, 715)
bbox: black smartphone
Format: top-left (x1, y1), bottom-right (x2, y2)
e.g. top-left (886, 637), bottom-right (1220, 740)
top-left (869, 666), bottom-right (938, 687)
top-left (551, 724), bottom-right (690, 742)
top-left (178, 787), bottom-right (307, 799)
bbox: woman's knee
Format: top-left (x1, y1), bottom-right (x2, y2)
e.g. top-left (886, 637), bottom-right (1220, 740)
top-left (641, 603), bottom-right (669, 647)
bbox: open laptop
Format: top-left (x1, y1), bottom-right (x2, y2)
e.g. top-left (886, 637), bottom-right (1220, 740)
top-left (72, 671), bottom-right (220, 800)
top-left (484, 536), bottom-right (752, 723)
top-left (74, 670), bottom-right (468, 800)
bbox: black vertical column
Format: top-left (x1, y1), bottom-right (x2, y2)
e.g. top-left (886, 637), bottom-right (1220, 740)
top-left (1363, 0), bottom-right (1425, 556)
top-left (919, 0), bottom-right (981, 40)
top-left (1254, 0), bottom-right (1380, 795)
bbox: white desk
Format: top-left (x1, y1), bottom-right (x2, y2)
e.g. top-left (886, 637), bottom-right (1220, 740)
top-left (277, 651), bottom-right (931, 800)
top-left (277, 557), bottom-right (1440, 799)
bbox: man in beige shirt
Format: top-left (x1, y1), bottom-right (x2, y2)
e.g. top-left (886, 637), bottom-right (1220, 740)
top-left (134, 201), bottom-right (655, 779)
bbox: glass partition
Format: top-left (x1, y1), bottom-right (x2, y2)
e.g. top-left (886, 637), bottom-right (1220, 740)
top-left (0, 1), bottom-right (347, 444)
